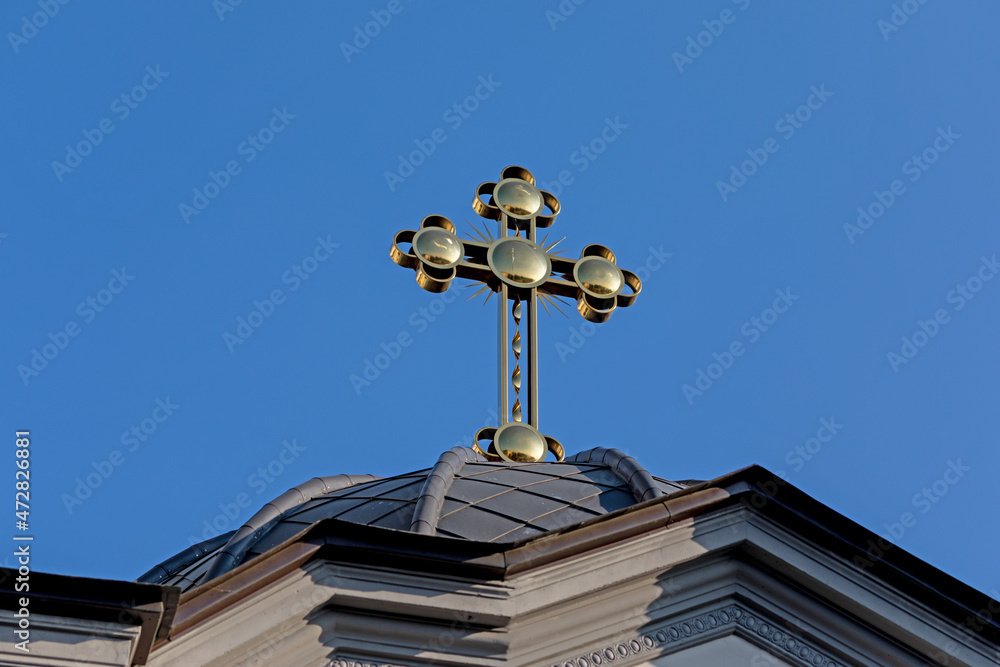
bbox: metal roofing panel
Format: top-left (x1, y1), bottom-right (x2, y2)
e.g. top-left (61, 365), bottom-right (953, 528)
top-left (443, 478), bottom-right (518, 504)
top-left (138, 447), bottom-right (686, 592)
top-left (437, 505), bottom-right (534, 542)
top-left (471, 488), bottom-right (573, 523)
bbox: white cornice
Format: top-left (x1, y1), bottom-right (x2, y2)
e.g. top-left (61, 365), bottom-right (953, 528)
top-left (149, 503), bottom-right (998, 666)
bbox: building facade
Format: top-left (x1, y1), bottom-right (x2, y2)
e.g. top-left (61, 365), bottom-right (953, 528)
top-left (3, 446), bottom-right (998, 666)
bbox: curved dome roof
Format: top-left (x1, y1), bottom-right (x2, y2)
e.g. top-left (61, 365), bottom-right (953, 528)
top-left (138, 447), bottom-right (688, 592)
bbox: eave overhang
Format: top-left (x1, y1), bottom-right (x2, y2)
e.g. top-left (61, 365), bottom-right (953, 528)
top-left (0, 567), bottom-right (179, 665)
top-left (155, 464), bottom-right (1000, 648)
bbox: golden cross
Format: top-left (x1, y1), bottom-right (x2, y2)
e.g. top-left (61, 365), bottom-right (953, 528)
top-left (391, 166), bottom-right (642, 463)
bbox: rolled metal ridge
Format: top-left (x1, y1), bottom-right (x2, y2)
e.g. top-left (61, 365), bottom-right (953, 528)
top-left (204, 474), bottom-right (380, 581)
top-left (568, 447), bottom-right (665, 503)
top-left (137, 531), bottom-right (234, 584)
top-left (410, 447), bottom-right (486, 535)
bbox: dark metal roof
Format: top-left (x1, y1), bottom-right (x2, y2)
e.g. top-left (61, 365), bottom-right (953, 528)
top-left (138, 447), bottom-right (685, 592)
top-left (138, 463), bottom-right (1000, 651)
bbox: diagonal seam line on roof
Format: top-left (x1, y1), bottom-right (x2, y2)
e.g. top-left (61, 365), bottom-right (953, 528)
top-left (442, 494), bottom-right (607, 528)
top-left (247, 503), bottom-right (418, 561)
top-left (287, 496), bottom-right (371, 520)
top-left (438, 481), bottom-right (629, 521)
top-left (441, 475), bottom-right (629, 509)
top-left (460, 462), bottom-right (610, 484)
top-left (487, 502), bottom-right (610, 542)
top-left (436, 503), bottom-right (561, 539)
top-left (439, 486), bottom-right (619, 536)
top-left (329, 474), bottom-right (429, 499)
top-left (331, 499), bottom-right (417, 527)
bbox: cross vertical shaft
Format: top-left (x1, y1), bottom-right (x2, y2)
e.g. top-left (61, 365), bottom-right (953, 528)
top-left (497, 223), bottom-right (509, 428)
top-left (527, 218), bottom-right (539, 429)
top-left (498, 218), bottom-right (541, 430)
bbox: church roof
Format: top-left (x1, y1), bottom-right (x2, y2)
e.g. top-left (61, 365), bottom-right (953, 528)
top-left (20, 461), bottom-right (1000, 665)
top-left (138, 447), bottom-right (688, 593)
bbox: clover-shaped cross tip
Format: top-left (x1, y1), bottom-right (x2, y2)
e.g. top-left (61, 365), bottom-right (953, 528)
top-left (473, 165), bottom-right (561, 231)
top-left (391, 215), bottom-right (464, 293)
top-left (571, 244), bottom-right (642, 324)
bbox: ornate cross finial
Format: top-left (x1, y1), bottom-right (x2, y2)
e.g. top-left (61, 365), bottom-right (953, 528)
top-left (390, 165), bottom-right (642, 463)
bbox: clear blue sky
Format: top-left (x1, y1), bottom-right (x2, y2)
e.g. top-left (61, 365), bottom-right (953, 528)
top-left (2, 1), bottom-right (998, 596)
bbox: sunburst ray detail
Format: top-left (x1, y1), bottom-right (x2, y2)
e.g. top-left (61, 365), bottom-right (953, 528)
top-left (539, 291), bottom-right (569, 318)
top-left (466, 283), bottom-right (491, 302)
top-left (544, 237), bottom-right (566, 253)
top-left (466, 220), bottom-right (491, 243)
